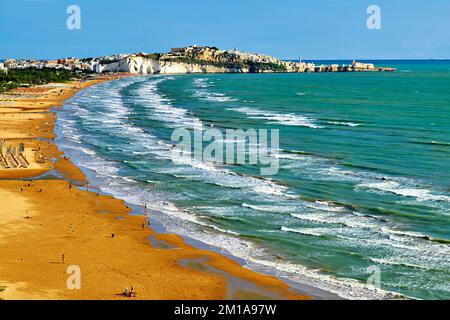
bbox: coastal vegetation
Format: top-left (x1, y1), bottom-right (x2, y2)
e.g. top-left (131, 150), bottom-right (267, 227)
top-left (0, 67), bottom-right (83, 92)
top-left (146, 53), bottom-right (162, 60)
top-left (248, 61), bottom-right (287, 72)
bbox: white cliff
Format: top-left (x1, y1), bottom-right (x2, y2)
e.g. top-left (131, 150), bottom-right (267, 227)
top-left (101, 56), bottom-right (250, 74)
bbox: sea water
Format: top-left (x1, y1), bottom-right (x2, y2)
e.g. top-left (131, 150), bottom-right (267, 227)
top-left (57, 60), bottom-right (450, 299)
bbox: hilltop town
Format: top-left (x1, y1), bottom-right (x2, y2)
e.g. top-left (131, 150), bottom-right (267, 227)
top-left (0, 45), bottom-right (395, 76)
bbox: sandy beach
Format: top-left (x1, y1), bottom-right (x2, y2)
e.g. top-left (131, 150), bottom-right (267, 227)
top-left (0, 75), bottom-right (307, 300)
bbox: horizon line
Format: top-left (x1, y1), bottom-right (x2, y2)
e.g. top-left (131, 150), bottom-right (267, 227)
top-left (1, 56), bottom-right (450, 62)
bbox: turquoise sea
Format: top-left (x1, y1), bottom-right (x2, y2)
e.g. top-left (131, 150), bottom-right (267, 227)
top-left (57, 60), bottom-right (450, 299)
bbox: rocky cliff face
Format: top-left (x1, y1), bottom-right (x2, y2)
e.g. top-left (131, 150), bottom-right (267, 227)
top-left (102, 56), bottom-right (249, 74)
top-left (102, 56), bottom-right (159, 74)
top-left (159, 61), bottom-right (245, 74)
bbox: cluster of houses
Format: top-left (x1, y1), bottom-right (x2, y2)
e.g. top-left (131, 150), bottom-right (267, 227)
top-left (168, 46), bottom-right (282, 64)
top-left (1, 57), bottom-right (98, 73)
top-left (0, 57), bottom-right (117, 74)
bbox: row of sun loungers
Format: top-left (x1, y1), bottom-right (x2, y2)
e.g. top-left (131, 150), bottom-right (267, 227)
top-left (0, 148), bottom-right (30, 169)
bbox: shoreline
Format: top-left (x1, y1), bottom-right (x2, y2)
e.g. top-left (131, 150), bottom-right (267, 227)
top-left (54, 75), bottom-right (346, 300)
top-left (0, 74), bottom-right (310, 300)
top-left (52, 74), bottom-right (409, 301)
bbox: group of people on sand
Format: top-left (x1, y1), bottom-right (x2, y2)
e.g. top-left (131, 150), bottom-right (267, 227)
top-left (122, 286), bottom-right (136, 298)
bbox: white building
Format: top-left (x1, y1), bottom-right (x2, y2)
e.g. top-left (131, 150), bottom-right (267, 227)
top-left (0, 62), bottom-right (8, 73)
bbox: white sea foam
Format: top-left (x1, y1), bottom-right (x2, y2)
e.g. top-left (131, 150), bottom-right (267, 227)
top-left (241, 203), bottom-right (297, 213)
top-left (381, 227), bottom-right (430, 240)
top-left (317, 166), bottom-right (376, 182)
top-left (158, 165), bottom-right (289, 198)
top-left (193, 78), bottom-right (211, 88)
top-left (358, 181), bottom-right (450, 203)
top-left (327, 121), bottom-right (361, 127)
top-left (272, 152), bottom-right (309, 161)
top-left (316, 167), bottom-right (450, 208)
top-left (307, 201), bottom-right (346, 212)
top-left (291, 213), bottom-right (342, 226)
top-left (194, 90), bottom-right (237, 102)
top-left (369, 257), bottom-right (427, 270)
top-left (231, 107), bottom-right (322, 128)
top-left (281, 226), bottom-right (325, 237)
top-left (137, 79), bottom-right (200, 127)
top-left (193, 78), bottom-right (238, 102)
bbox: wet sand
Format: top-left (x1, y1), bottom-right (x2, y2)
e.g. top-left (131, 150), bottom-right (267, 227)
top-left (0, 75), bottom-right (308, 300)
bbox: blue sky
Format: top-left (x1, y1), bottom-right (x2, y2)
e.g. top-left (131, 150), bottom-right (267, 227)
top-left (1, 0), bottom-right (449, 60)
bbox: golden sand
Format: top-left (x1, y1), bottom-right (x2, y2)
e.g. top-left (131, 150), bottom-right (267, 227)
top-left (0, 75), bottom-right (307, 300)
